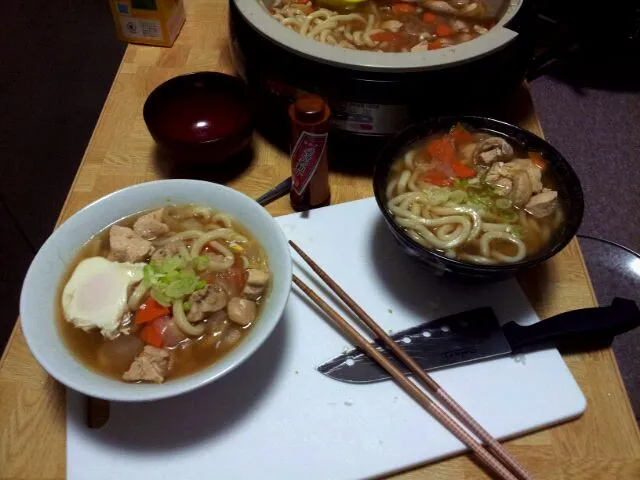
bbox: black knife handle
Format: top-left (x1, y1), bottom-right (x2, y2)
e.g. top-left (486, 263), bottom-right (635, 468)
top-left (502, 297), bottom-right (640, 352)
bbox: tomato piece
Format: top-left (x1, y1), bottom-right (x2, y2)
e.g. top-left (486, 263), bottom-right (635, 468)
top-left (436, 23), bottom-right (454, 37)
top-left (140, 323), bottom-right (163, 348)
top-left (451, 162), bottom-right (476, 178)
top-left (135, 298), bottom-right (171, 325)
top-left (420, 169), bottom-right (454, 187)
top-left (423, 13), bottom-right (437, 23)
top-left (425, 138), bottom-right (456, 164)
top-left (391, 3), bottom-right (416, 14)
top-left (370, 31), bottom-right (402, 43)
top-left (450, 123), bottom-right (475, 145)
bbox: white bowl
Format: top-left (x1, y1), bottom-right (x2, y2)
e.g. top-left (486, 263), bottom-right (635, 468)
top-left (20, 180), bottom-right (292, 402)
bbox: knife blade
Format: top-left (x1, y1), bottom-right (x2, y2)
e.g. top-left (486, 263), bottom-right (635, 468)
top-left (318, 297), bottom-right (640, 384)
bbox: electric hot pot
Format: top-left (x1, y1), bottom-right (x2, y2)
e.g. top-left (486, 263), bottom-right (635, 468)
top-left (229, 0), bottom-right (534, 147)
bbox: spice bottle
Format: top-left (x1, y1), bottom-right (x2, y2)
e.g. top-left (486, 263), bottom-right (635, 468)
top-left (288, 94), bottom-right (331, 211)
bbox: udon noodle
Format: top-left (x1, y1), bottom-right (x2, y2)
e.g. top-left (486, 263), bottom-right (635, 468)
top-left (386, 124), bottom-right (564, 265)
top-left (58, 204), bottom-right (271, 383)
top-left (264, 0), bottom-right (501, 52)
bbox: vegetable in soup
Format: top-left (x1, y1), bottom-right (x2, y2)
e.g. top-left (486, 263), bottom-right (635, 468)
top-left (385, 123), bottom-right (564, 265)
top-left (265, 0), bottom-right (503, 52)
top-left (58, 205), bottom-right (270, 383)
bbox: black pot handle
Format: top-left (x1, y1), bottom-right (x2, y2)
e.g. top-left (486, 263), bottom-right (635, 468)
top-left (502, 298), bottom-right (640, 352)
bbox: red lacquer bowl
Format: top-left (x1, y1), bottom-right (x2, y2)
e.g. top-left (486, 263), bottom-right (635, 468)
top-left (144, 72), bottom-right (254, 165)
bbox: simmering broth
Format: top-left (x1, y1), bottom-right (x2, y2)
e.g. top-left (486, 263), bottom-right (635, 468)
top-left (264, 0), bottom-right (506, 52)
top-left (58, 205), bottom-right (270, 383)
top-left (386, 123), bottom-right (564, 265)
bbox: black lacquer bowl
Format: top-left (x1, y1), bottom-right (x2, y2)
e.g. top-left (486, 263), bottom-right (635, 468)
top-left (373, 116), bottom-right (585, 281)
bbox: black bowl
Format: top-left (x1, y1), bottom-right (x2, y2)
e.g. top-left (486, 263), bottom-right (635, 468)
top-left (373, 116), bottom-right (584, 281)
top-left (143, 72), bottom-right (254, 165)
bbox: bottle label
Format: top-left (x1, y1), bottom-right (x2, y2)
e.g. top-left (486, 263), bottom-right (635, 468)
top-left (291, 131), bottom-right (328, 196)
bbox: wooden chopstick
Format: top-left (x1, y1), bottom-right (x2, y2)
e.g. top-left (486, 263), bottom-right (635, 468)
top-left (292, 274), bottom-right (519, 480)
top-left (290, 241), bottom-right (534, 480)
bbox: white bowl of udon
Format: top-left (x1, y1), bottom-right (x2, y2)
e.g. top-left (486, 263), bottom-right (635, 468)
top-left (235, 0), bottom-right (523, 71)
top-left (20, 180), bottom-right (292, 401)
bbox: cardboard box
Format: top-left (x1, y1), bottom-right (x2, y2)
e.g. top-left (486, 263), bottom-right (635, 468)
top-left (110, 0), bottom-right (186, 47)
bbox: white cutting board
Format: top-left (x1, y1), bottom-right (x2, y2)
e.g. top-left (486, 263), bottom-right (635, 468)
top-left (67, 197), bottom-right (586, 480)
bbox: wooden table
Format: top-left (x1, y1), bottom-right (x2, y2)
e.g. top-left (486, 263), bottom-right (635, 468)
top-left (1, 1), bottom-right (639, 478)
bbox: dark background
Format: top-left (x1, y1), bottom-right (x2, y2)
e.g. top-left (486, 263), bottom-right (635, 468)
top-left (1, 2), bottom-right (638, 418)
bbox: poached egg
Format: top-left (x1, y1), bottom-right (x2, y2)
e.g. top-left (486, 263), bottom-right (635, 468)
top-left (62, 257), bottom-right (145, 338)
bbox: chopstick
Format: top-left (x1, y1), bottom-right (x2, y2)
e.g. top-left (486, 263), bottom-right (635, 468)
top-left (290, 241), bottom-right (534, 480)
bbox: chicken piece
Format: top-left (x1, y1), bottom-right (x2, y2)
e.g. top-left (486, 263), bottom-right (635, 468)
top-left (109, 225), bottom-right (155, 263)
top-left (474, 24), bottom-right (489, 35)
top-left (122, 346), bottom-right (172, 383)
top-left (424, 0), bottom-right (458, 14)
top-left (150, 242), bottom-right (181, 265)
top-left (486, 161), bottom-right (507, 184)
top-left (510, 171), bottom-right (533, 207)
top-left (473, 137), bottom-right (514, 165)
top-left (187, 284), bottom-right (228, 323)
top-left (133, 209), bottom-right (169, 240)
top-left (227, 297), bottom-right (257, 326)
top-left (381, 20), bottom-right (403, 32)
top-left (493, 177), bottom-right (513, 196)
top-left (486, 158), bottom-right (542, 195)
top-left (242, 269), bottom-right (270, 300)
top-left (525, 190), bottom-right (558, 218)
top-left (410, 41), bottom-right (430, 52)
top-left (509, 159), bottom-right (543, 193)
top-left (451, 19), bottom-right (469, 32)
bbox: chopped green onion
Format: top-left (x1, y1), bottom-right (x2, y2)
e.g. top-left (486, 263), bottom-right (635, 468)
top-left (143, 255), bottom-right (207, 305)
top-left (192, 255), bottom-right (210, 271)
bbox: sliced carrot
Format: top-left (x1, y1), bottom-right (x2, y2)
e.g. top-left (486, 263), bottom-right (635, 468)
top-left (391, 3), bottom-right (416, 14)
top-left (420, 169), bottom-right (454, 187)
top-left (430, 39), bottom-right (443, 49)
top-left (425, 137), bottom-right (456, 164)
top-left (423, 12), bottom-right (437, 23)
top-left (451, 161), bottom-right (476, 178)
top-left (370, 31), bottom-right (402, 43)
top-left (529, 152), bottom-right (547, 171)
top-left (450, 122), bottom-right (475, 145)
top-left (436, 23), bottom-right (454, 37)
top-left (140, 324), bottom-right (163, 348)
top-left (135, 297), bottom-right (171, 325)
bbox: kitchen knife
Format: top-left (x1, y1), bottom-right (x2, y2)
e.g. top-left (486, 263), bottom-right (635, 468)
top-left (318, 297), bottom-right (640, 384)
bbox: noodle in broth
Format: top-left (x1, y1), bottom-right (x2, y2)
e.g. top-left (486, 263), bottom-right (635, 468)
top-left (265, 0), bottom-right (503, 52)
top-left (386, 124), bottom-right (564, 265)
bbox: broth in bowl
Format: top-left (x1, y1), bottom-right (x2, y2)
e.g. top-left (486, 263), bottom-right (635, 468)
top-left (265, 0), bottom-right (504, 52)
top-left (59, 204), bottom-right (270, 384)
top-left (385, 123), bottom-right (564, 265)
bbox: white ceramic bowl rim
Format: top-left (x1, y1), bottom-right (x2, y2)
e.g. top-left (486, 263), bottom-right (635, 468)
top-left (20, 180), bottom-right (292, 402)
top-left (234, 0), bottom-right (522, 71)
